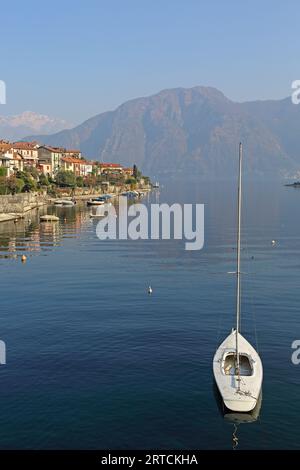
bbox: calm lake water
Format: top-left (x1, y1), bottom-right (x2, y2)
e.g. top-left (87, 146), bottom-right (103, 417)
top-left (0, 180), bottom-right (300, 449)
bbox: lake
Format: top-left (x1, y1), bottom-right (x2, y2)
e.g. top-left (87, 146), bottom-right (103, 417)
top-left (0, 180), bottom-right (299, 449)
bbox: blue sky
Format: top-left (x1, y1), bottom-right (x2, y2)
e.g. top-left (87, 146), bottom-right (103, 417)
top-left (0, 0), bottom-right (299, 124)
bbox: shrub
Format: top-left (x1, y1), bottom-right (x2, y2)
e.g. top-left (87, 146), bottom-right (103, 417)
top-left (0, 176), bottom-right (25, 195)
top-left (55, 170), bottom-right (76, 187)
top-left (0, 167), bottom-right (7, 177)
top-left (76, 176), bottom-right (84, 187)
top-left (39, 174), bottom-right (50, 187)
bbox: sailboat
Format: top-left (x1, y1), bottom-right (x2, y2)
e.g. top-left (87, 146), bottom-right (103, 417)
top-left (213, 143), bottom-right (263, 412)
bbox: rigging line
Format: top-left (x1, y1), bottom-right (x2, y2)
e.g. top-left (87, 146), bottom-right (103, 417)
top-left (215, 306), bottom-right (223, 352)
top-left (232, 424), bottom-right (239, 450)
top-left (242, 227), bottom-right (259, 353)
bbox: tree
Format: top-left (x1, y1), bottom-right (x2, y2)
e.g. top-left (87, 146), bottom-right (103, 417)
top-left (76, 176), bottom-right (84, 187)
top-left (0, 176), bottom-right (8, 194)
top-left (6, 176), bottom-right (25, 195)
top-left (26, 165), bottom-right (39, 179)
top-left (39, 173), bottom-right (50, 187)
top-left (0, 167), bottom-right (7, 177)
top-left (55, 170), bottom-right (76, 187)
top-left (133, 164), bottom-right (138, 179)
top-left (16, 170), bottom-right (37, 192)
top-left (133, 164), bottom-right (142, 181)
top-left (84, 174), bottom-right (97, 187)
top-left (125, 177), bottom-right (136, 185)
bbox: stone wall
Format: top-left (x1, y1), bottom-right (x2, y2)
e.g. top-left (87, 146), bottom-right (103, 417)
top-left (0, 192), bottom-right (47, 214)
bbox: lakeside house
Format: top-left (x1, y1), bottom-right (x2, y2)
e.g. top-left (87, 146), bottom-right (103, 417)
top-left (37, 146), bottom-right (65, 176)
top-left (0, 143), bottom-right (24, 176)
top-left (0, 139), bottom-right (134, 181)
top-left (61, 156), bottom-right (95, 176)
top-left (64, 149), bottom-right (82, 159)
top-left (12, 141), bottom-right (39, 166)
top-left (100, 163), bottom-right (127, 176)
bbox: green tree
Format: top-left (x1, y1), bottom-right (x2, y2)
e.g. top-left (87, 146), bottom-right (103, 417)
top-left (133, 164), bottom-right (138, 179)
top-left (76, 176), bottom-right (84, 187)
top-left (26, 165), bottom-right (39, 180)
top-left (55, 170), bottom-right (76, 187)
top-left (4, 176), bottom-right (25, 194)
top-left (84, 174), bottom-right (97, 187)
top-left (0, 167), bottom-right (7, 177)
top-left (16, 171), bottom-right (37, 192)
top-left (0, 176), bottom-right (8, 194)
top-left (125, 177), bottom-right (136, 185)
top-left (39, 173), bottom-right (50, 187)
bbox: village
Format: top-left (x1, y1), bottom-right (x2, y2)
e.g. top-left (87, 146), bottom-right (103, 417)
top-left (0, 139), bottom-right (143, 189)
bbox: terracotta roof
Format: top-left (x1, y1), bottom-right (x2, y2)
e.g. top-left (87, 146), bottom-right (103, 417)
top-left (100, 163), bottom-right (123, 168)
top-left (52, 147), bottom-right (65, 152)
top-left (39, 145), bottom-right (65, 153)
top-left (64, 149), bottom-right (81, 154)
top-left (13, 141), bottom-right (38, 150)
top-left (0, 143), bottom-right (12, 152)
top-left (62, 156), bottom-right (87, 164)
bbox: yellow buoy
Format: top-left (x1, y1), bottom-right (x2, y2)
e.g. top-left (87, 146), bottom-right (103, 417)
top-left (21, 255), bottom-right (27, 263)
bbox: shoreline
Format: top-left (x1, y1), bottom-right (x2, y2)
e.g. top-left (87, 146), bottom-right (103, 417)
top-left (0, 186), bottom-right (152, 222)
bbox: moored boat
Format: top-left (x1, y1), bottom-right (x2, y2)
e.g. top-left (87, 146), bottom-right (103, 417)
top-left (40, 215), bottom-right (59, 222)
top-left (54, 199), bottom-right (75, 206)
top-left (213, 143), bottom-right (263, 413)
top-left (87, 199), bottom-right (105, 206)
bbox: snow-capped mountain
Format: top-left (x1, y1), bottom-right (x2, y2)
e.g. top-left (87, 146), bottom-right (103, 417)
top-left (0, 111), bottom-right (70, 141)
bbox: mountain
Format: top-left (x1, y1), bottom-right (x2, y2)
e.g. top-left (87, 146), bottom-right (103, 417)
top-left (26, 87), bottom-right (300, 178)
top-left (0, 111), bottom-right (71, 141)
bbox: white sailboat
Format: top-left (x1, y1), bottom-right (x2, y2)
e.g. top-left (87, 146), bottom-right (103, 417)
top-left (213, 143), bottom-right (263, 412)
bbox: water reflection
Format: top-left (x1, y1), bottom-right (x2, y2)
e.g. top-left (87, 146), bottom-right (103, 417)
top-left (214, 383), bottom-right (262, 449)
top-left (0, 203), bottom-right (91, 260)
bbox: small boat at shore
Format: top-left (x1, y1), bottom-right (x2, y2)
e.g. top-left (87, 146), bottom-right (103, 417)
top-left (121, 191), bottom-right (139, 198)
top-left (40, 215), bottom-right (59, 222)
top-left (152, 181), bottom-right (160, 188)
top-left (87, 199), bottom-right (104, 206)
top-left (54, 199), bottom-right (75, 206)
top-left (285, 181), bottom-right (300, 187)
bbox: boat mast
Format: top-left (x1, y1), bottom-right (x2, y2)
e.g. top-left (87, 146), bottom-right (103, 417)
top-left (235, 142), bottom-right (242, 387)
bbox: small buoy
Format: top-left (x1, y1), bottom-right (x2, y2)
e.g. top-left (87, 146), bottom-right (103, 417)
top-left (148, 286), bottom-right (153, 294)
top-left (271, 240), bottom-right (276, 246)
top-left (21, 255), bottom-right (27, 263)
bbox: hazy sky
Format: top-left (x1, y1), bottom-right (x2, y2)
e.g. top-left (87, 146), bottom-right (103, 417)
top-left (1, 0), bottom-right (298, 124)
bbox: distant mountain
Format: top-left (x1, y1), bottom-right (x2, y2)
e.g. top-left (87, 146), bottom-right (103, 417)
top-left (0, 111), bottom-right (71, 141)
top-left (26, 87), bottom-right (300, 178)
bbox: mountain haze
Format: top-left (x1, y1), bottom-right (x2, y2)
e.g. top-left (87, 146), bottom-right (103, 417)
top-left (26, 87), bottom-right (300, 178)
top-left (0, 111), bottom-right (71, 141)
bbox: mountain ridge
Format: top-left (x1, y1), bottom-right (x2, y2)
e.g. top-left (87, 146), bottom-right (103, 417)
top-left (25, 86), bottom-right (300, 178)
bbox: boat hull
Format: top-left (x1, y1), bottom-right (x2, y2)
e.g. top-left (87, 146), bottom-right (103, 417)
top-left (213, 330), bottom-right (263, 412)
top-left (87, 201), bottom-right (104, 206)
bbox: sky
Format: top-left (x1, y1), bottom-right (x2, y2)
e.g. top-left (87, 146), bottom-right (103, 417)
top-left (0, 0), bottom-right (299, 125)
